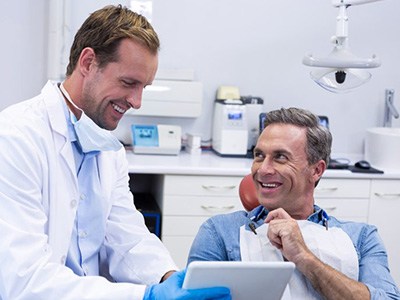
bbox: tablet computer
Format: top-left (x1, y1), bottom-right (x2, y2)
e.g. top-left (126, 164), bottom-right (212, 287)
top-left (182, 261), bottom-right (295, 300)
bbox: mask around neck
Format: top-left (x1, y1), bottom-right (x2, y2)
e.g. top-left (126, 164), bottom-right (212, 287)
top-left (59, 83), bottom-right (122, 153)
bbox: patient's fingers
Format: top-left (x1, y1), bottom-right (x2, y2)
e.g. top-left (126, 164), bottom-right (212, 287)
top-left (264, 208), bottom-right (291, 223)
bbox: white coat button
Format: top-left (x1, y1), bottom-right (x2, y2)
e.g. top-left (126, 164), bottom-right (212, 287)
top-left (78, 230), bottom-right (87, 238)
top-left (60, 255), bottom-right (66, 264)
top-left (80, 194), bottom-right (86, 201)
top-left (70, 199), bottom-right (77, 208)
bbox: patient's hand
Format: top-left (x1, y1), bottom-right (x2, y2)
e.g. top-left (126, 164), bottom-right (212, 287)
top-left (264, 208), bottom-right (313, 265)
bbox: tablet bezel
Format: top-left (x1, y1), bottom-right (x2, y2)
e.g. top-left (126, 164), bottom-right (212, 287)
top-left (183, 261), bottom-right (295, 300)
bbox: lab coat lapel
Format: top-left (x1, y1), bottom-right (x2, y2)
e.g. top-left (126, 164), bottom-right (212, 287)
top-left (43, 81), bottom-right (77, 178)
top-left (42, 81), bottom-right (79, 261)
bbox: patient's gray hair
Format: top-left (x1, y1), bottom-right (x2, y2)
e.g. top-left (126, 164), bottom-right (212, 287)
top-left (264, 107), bottom-right (332, 165)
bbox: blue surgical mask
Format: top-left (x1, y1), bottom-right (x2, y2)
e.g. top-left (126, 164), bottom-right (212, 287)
top-left (60, 83), bottom-right (122, 153)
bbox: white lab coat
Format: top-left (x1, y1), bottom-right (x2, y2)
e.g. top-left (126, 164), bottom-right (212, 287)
top-left (0, 81), bottom-right (177, 300)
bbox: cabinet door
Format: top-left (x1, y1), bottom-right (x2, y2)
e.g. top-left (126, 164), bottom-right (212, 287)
top-left (164, 175), bottom-right (242, 197)
top-left (162, 175), bottom-right (244, 269)
top-left (315, 198), bottom-right (369, 222)
top-left (163, 195), bottom-right (242, 216)
top-left (314, 179), bottom-right (370, 222)
top-left (369, 180), bottom-right (400, 287)
top-left (315, 179), bottom-right (370, 198)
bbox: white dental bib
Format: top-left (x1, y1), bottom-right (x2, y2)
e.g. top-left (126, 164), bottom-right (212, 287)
top-left (240, 220), bottom-right (359, 299)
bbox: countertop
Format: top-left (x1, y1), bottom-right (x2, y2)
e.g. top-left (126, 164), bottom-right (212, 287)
top-left (126, 150), bottom-right (400, 179)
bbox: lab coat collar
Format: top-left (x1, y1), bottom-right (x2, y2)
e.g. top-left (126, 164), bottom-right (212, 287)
top-left (42, 81), bottom-right (79, 181)
top-left (43, 81), bottom-right (70, 138)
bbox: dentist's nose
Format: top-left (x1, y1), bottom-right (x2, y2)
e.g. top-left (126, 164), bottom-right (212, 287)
top-left (126, 89), bottom-right (143, 110)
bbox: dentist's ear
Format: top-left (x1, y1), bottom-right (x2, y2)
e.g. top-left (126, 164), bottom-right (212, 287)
top-left (78, 47), bottom-right (97, 76)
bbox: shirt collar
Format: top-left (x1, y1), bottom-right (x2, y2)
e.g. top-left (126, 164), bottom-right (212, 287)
top-left (249, 204), bottom-right (330, 226)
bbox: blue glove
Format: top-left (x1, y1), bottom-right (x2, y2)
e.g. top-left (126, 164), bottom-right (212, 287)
top-left (143, 269), bottom-right (231, 300)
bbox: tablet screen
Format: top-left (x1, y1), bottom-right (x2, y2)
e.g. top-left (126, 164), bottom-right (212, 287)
top-left (183, 261), bottom-right (295, 300)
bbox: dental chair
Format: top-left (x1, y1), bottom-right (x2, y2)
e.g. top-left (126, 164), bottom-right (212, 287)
top-left (238, 174), bottom-right (259, 211)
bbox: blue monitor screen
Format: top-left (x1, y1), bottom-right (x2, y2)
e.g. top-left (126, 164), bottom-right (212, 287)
top-left (259, 113), bottom-right (329, 134)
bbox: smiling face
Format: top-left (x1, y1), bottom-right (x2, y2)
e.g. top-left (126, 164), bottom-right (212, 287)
top-left (251, 123), bottom-right (324, 219)
top-left (77, 38), bottom-right (158, 130)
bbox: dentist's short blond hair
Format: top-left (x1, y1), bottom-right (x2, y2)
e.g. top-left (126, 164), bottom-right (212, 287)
top-left (66, 4), bottom-right (159, 76)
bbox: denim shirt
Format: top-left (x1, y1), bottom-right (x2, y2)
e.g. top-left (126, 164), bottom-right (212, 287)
top-left (187, 205), bottom-right (400, 300)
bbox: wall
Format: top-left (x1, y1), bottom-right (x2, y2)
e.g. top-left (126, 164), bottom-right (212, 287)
top-left (0, 0), bottom-right (47, 110)
top-left (148, 0), bottom-right (400, 157)
top-left (1, 0), bottom-right (399, 158)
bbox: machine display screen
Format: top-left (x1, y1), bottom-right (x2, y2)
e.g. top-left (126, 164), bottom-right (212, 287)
top-left (132, 124), bottom-right (159, 147)
top-left (228, 112), bottom-right (242, 120)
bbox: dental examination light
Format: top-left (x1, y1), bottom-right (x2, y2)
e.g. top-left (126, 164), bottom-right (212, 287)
top-left (303, 0), bottom-right (383, 93)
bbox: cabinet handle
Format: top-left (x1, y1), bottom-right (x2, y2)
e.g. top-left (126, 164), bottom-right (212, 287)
top-left (201, 205), bottom-right (235, 212)
top-left (374, 193), bottom-right (400, 199)
top-left (315, 187), bottom-right (338, 193)
top-left (201, 185), bottom-right (236, 192)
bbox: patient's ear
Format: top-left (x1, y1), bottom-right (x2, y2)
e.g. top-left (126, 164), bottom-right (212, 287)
top-left (312, 160), bottom-right (326, 184)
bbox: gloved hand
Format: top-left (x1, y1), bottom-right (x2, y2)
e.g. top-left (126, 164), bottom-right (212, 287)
top-left (143, 269), bottom-right (231, 300)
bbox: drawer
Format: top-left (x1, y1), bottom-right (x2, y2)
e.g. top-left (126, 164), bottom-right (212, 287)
top-left (163, 195), bottom-right (243, 215)
top-left (371, 179), bottom-right (400, 197)
top-left (315, 198), bottom-right (369, 222)
top-left (315, 179), bottom-right (370, 198)
top-left (164, 175), bottom-right (242, 196)
top-left (163, 216), bottom-right (210, 235)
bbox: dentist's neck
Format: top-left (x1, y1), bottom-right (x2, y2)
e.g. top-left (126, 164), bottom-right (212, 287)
top-left (60, 81), bottom-right (83, 120)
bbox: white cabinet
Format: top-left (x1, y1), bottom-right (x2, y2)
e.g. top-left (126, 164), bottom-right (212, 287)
top-left (160, 174), bottom-right (243, 268)
top-left (158, 176), bottom-right (380, 270)
top-left (315, 178), bottom-right (370, 222)
top-left (368, 179), bottom-right (400, 286)
top-left (160, 176), bottom-right (373, 269)
top-left (128, 165), bottom-right (399, 284)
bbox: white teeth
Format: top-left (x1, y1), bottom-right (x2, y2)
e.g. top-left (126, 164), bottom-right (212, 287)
top-left (261, 183), bottom-right (279, 188)
top-left (112, 103), bottom-right (125, 114)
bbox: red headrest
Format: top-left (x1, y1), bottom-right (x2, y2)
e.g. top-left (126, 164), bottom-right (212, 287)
top-left (238, 174), bottom-right (259, 211)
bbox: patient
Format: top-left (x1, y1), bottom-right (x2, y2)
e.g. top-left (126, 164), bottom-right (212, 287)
top-left (188, 107), bottom-right (400, 299)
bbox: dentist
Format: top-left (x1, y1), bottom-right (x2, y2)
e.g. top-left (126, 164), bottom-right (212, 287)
top-left (0, 5), bottom-right (230, 300)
